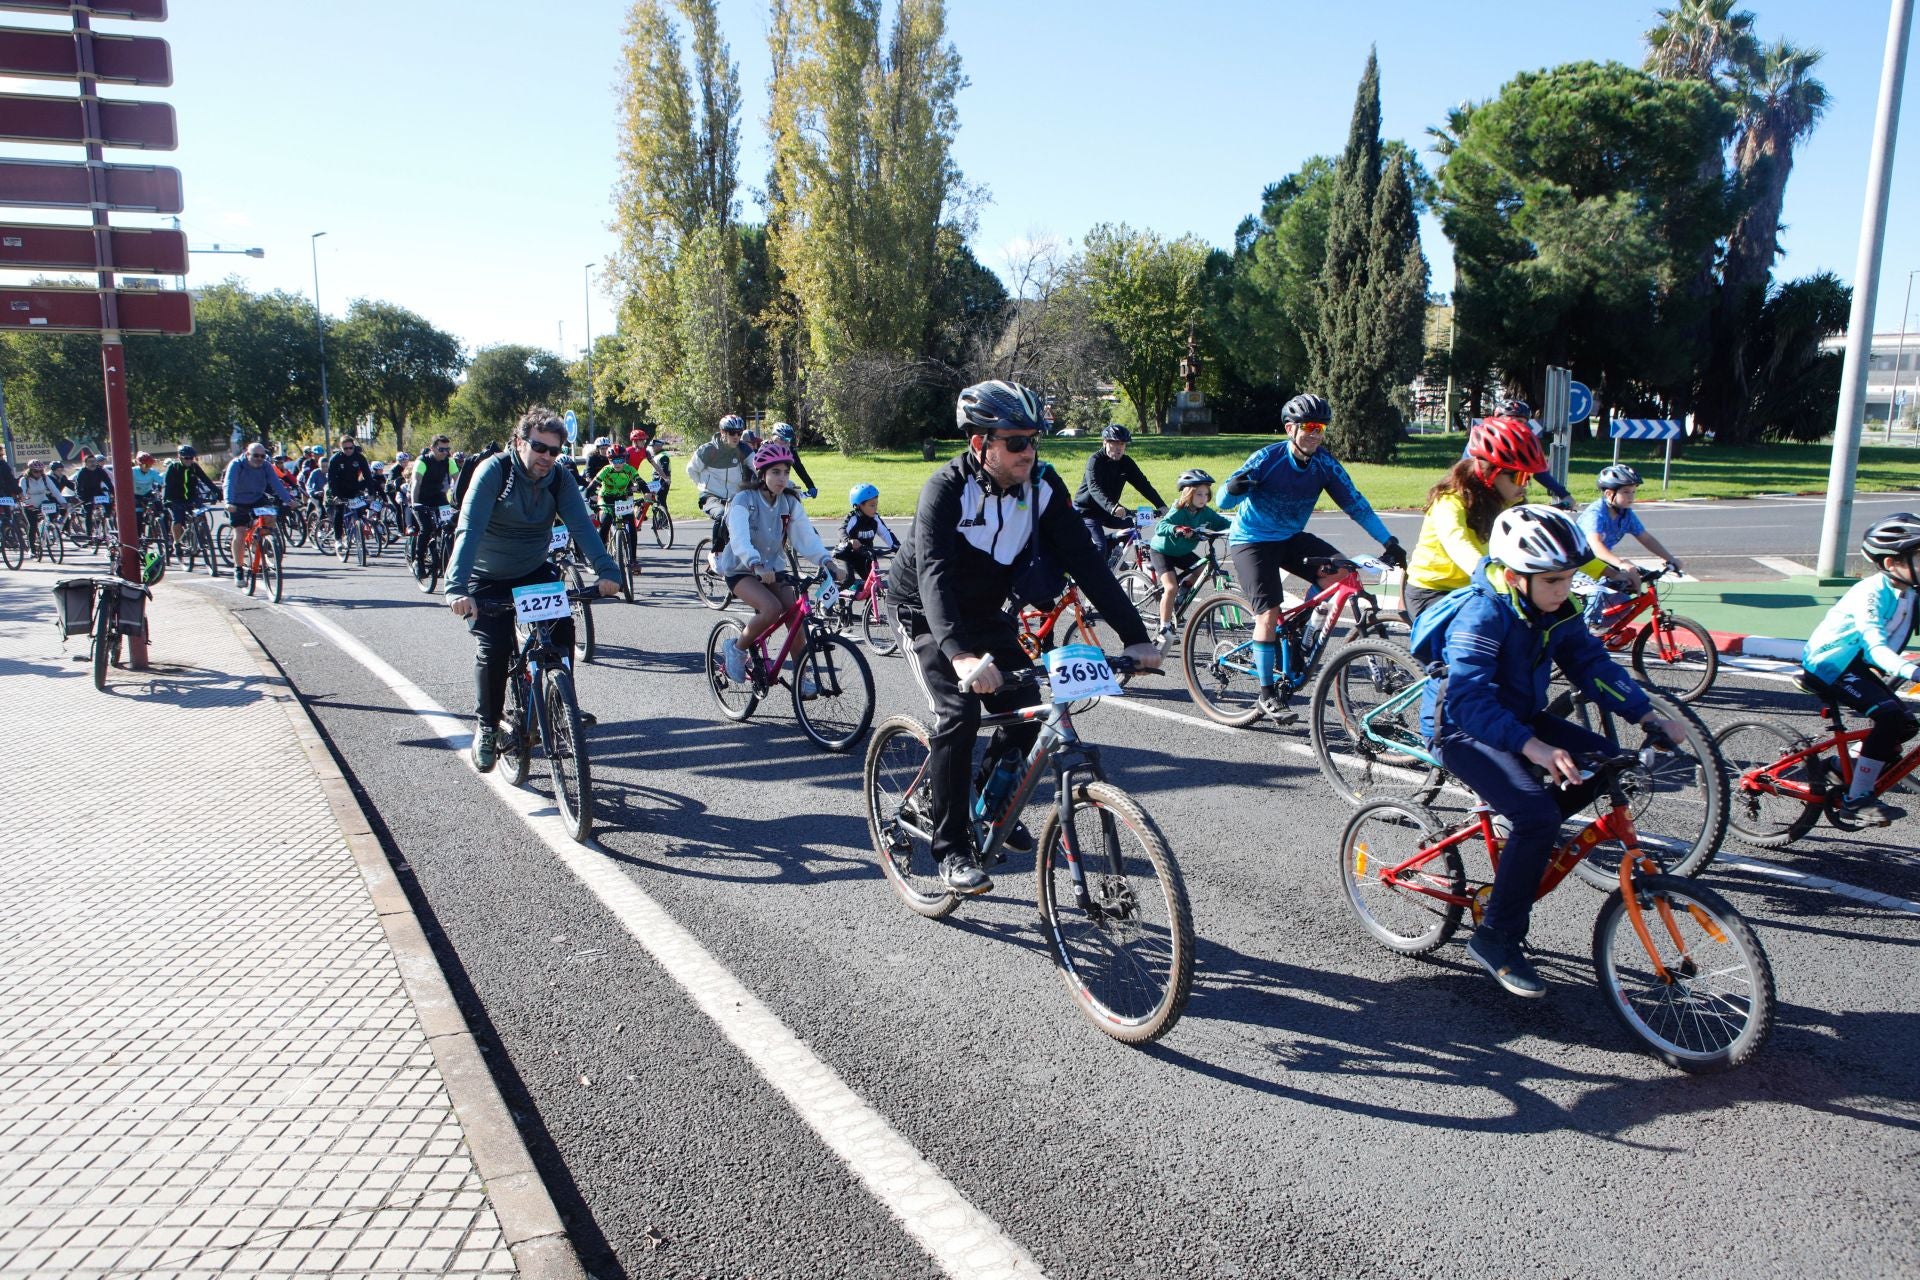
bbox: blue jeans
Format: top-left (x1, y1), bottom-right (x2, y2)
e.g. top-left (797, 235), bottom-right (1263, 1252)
top-left (1437, 714), bottom-right (1612, 944)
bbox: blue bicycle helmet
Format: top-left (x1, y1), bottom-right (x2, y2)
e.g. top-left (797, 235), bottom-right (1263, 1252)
top-left (850, 483), bottom-right (879, 507)
top-left (773, 422), bottom-right (796, 442)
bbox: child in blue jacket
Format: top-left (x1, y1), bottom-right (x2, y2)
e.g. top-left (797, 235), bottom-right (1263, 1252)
top-left (1421, 505), bottom-right (1686, 999)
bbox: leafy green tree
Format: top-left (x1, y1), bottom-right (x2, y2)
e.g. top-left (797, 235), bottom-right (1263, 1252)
top-left (1731, 271), bottom-right (1849, 442)
top-left (766, 0), bottom-right (968, 448)
top-left (194, 282), bottom-right (330, 445)
top-left (1434, 61), bottom-right (1730, 422)
top-left (1079, 223), bottom-right (1209, 434)
top-left (334, 300), bottom-right (464, 454)
top-left (0, 329), bottom-right (104, 447)
top-left (445, 344), bottom-right (571, 447)
top-left (1306, 51), bottom-right (1429, 462)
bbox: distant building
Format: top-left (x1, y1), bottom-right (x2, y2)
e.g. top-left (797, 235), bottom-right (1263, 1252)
top-left (1819, 332), bottom-right (1920, 423)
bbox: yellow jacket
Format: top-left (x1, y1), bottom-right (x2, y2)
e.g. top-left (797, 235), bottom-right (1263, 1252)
top-left (1408, 491), bottom-right (1605, 592)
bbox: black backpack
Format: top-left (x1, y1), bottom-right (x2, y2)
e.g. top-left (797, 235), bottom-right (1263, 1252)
top-left (449, 445), bottom-right (501, 535)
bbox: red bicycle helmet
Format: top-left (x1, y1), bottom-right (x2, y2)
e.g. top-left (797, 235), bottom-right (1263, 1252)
top-left (1467, 416), bottom-right (1548, 476)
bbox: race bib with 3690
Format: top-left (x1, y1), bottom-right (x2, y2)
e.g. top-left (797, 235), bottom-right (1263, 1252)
top-left (1045, 644), bottom-right (1123, 703)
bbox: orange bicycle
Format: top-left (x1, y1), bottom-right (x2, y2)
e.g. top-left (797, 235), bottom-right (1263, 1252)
top-left (234, 504), bottom-right (285, 603)
top-left (1338, 747), bottom-right (1774, 1073)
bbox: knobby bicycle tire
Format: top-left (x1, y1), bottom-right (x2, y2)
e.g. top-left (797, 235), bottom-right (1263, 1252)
top-left (863, 715), bottom-right (956, 920)
top-left (544, 668), bottom-right (594, 842)
top-left (791, 633), bottom-right (874, 753)
top-left (1713, 718), bottom-right (1825, 848)
top-left (1592, 874), bottom-right (1774, 1073)
top-left (1336, 800), bottom-right (1465, 956)
top-left (1630, 614), bottom-right (1719, 704)
top-left (1308, 637), bottom-right (1443, 807)
top-left (500, 671), bottom-right (533, 786)
top-left (568, 566), bottom-right (598, 664)
top-left (1569, 690), bottom-right (1727, 888)
top-left (1181, 591), bottom-right (1262, 727)
top-left (1035, 780), bottom-right (1194, 1045)
top-left (652, 503), bottom-right (674, 549)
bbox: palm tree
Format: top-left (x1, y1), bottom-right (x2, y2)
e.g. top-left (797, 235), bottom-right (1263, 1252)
top-left (1724, 40), bottom-right (1830, 294)
top-left (1644, 0), bottom-right (1761, 88)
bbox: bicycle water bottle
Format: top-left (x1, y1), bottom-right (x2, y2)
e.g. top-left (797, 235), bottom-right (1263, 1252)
top-left (973, 750), bottom-right (1022, 822)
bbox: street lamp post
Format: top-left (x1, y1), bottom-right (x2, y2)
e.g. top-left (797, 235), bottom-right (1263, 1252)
top-left (583, 264), bottom-right (595, 442)
top-left (1893, 269), bottom-right (1920, 440)
top-left (310, 232), bottom-right (332, 451)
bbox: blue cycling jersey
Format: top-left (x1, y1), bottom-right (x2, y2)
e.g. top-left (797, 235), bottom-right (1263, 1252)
top-left (1804, 572), bottom-right (1919, 684)
top-left (1576, 498), bottom-right (1646, 551)
top-left (1219, 441), bottom-right (1392, 548)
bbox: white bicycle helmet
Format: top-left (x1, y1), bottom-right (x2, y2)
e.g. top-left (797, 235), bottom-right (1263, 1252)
top-left (1489, 505), bottom-right (1587, 574)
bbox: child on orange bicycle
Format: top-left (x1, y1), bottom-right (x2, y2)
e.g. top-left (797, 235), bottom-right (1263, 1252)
top-left (1147, 468), bottom-right (1230, 647)
top-left (717, 440), bottom-right (830, 684)
top-left (1415, 505), bottom-right (1686, 999)
top-left (1799, 512), bottom-right (1920, 827)
top-left (1575, 464), bottom-right (1683, 627)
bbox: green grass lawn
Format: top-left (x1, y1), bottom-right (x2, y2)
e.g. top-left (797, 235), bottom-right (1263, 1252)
top-left (660, 432), bottom-right (1919, 521)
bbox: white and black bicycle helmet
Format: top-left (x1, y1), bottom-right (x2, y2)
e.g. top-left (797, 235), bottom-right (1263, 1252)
top-left (1176, 468), bottom-right (1214, 489)
top-left (1861, 512), bottom-right (1920, 565)
top-left (956, 380), bottom-right (1046, 435)
top-left (1489, 504), bottom-right (1587, 574)
top-left (1597, 464), bottom-right (1641, 491)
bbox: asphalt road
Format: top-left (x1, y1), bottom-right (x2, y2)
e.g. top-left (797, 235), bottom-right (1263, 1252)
top-left (198, 504), bottom-right (1919, 1280)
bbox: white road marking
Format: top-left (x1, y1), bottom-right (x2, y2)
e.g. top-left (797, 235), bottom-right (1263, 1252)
top-left (1752, 556), bottom-right (1815, 578)
top-left (1718, 855), bottom-right (1920, 916)
top-left (276, 601), bottom-right (1048, 1280)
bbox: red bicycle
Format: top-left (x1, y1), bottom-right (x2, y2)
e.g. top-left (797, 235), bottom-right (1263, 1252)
top-left (1181, 555), bottom-right (1392, 727)
top-left (1338, 747), bottom-right (1774, 1073)
top-left (1715, 670), bottom-right (1920, 846)
top-left (1584, 565), bottom-right (1718, 703)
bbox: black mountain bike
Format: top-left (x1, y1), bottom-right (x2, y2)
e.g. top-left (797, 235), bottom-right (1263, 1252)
top-left (474, 587), bottom-right (600, 842)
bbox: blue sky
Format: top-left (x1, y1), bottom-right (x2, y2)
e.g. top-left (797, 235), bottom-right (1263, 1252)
top-left (5, 0), bottom-right (1914, 358)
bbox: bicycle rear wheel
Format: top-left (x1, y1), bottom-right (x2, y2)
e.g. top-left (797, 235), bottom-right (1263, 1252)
top-left (543, 668), bottom-right (594, 842)
top-left (0, 516), bottom-right (23, 569)
top-left (651, 502), bottom-right (674, 549)
top-left (692, 538), bottom-right (728, 609)
top-left (1116, 569), bottom-right (1159, 631)
top-left (1181, 592), bottom-right (1261, 727)
top-left (1592, 874), bottom-right (1774, 1073)
top-left (791, 633), bottom-right (874, 752)
top-left (1337, 800), bottom-right (1464, 956)
top-left (1713, 718), bottom-right (1824, 848)
top-left (864, 715), bottom-right (956, 919)
top-left (1036, 781), bottom-right (1193, 1045)
top-left (244, 536), bottom-right (260, 596)
top-left (90, 595), bottom-right (111, 691)
top-left (500, 670), bottom-right (533, 786)
top-left (1631, 614), bottom-right (1719, 704)
top-left (43, 518), bottom-right (64, 564)
top-left (703, 619), bottom-right (759, 720)
top-left (355, 521), bottom-right (368, 567)
top-left (1308, 638), bottom-right (1443, 806)
top-left (1557, 689), bottom-right (1728, 887)
top-left (568, 565), bottom-right (597, 664)
top-left (200, 524), bottom-right (221, 577)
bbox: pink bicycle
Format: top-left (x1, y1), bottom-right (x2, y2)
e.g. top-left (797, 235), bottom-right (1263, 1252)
top-left (702, 572), bottom-right (876, 752)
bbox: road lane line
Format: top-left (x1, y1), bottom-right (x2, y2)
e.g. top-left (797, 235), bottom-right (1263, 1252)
top-left (278, 602), bottom-right (1048, 1280)
top-left (1752, 555), bottom-right (1816, 577)
top-left (1718, 855), bottom-right (1920, 915)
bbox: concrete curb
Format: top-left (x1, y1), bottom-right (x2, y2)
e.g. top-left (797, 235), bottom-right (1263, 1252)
top-left (216, 603), bottom-right (588, 1280)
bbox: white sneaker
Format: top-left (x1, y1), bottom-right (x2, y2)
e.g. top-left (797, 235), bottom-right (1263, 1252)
top-left (722, 636), bottom-right (748, 683)
top-left (800, 675), bottom-right (818, 698)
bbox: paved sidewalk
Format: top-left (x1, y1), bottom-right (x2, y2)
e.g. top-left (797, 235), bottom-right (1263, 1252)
top-left (0, 563), bottom-right (575, 1278)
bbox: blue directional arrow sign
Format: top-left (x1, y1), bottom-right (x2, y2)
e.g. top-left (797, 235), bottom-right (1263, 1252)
top-left (1568, 381), bottom-right (1593, 425)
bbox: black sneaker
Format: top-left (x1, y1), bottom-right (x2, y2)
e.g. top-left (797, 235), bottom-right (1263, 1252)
top-left (1256, 686), bottom-right (1297, 725)
top-left (939, 855), bottom-right (993, 896)
top-left (1834, 793), bottom-right (1905, 828)
top-left (471, 724), bottom-right (498, 773)
top-left (577, 709), bottom-right (598, 726)
top-left (1466, 932), bottom-right (1547, 999)
top-left (1004, 822), bottom-right (1035, 855)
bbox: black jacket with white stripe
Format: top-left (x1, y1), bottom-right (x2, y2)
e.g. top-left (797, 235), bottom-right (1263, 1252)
top-left (891, 450), bottom-right (1149, 663)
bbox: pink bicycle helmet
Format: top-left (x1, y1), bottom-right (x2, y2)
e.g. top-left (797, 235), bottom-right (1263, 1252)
top-left (751, 440), bottom-right (797, 474)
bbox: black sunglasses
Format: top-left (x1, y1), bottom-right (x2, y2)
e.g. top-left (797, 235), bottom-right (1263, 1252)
top-left (990, 432), bottom-right (1039, 453)
top-left (523, 439), bottom-right (564, 456)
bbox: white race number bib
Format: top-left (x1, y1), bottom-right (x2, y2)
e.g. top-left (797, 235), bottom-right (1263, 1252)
top-left (438, 505), bottom-right (454, 521)
top-left (254, 506), bottom-right (278, 518)
top-left (547, 525), bottom-right (571, 552)
top-left (1046, 644), bottom-right (1123, 703)
top-left (511, 581), bottom-right (569, 624)
top-left (614, 499), bottom-right (635, 517)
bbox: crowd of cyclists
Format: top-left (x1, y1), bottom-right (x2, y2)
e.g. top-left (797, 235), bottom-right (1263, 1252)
top-left (10, 378), bottom-right (1913, 1031)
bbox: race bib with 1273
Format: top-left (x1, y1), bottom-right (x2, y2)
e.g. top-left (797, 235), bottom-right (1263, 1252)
top-left (511, 581), bottom-right (569, 624)
top-left (1045, 643), bottom-right (1123, 703)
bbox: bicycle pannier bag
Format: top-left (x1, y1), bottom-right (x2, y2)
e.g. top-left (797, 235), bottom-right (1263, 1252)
top-left (52, 578), bottom-right (95, 637)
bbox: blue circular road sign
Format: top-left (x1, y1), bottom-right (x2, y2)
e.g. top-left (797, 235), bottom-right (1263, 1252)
top-left (1568, 381), bottom-right (1593, 425)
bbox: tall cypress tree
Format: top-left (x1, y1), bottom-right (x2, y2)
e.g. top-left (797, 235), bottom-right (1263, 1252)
top-left (1305, 50), bottom-right (1429, 463)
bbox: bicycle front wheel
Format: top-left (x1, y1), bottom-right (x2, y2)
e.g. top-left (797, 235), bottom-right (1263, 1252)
top-left (500, 670), bottom-right (533, 786)
top-left (703, 619), bottom-right (759, 720)
top-left (1631, 614), bottom-right (1719, 704)
top-left (1181, 592), bottom-right (1261, 727)
top-left (617, 526), bottom-right (635, 603)
top-left (0, 517), bottom-right (23, 570)
top-left (651, 503), bottom-right (674, 549)
top-left (791, 633), bottom-right (874, 752)
top-left (1308, 638), bottom-right (1443, 806)
top-left (569, 566), bottom-right (598, 664)
top-left (263, 533), bottom-right (284, 604)
top-left (1337, 800), bottom-right (1464, 956)
top-left (864, 715), bottom-right (957, 919)
top-left (1036, 781), bottom-right (1193, 1044)
top-left (692, 538), bottom-right (728, 609)
top-left (90, 596), bottom-right (111, 691)
top-left (1713, 718), bottom-right (1824, 848)
top-left (355, 522), bottom-right (368, 567)
top-left (543, 668), bottom-right (594, 842)
top-left (1592, 874), bottom-right (1774, 1073)
top-left (862, 596), bottom-right (899, 656)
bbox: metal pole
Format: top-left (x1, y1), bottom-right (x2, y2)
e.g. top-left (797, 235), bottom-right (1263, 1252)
top-left (310, 232), bottom-right (331, 451)
top-left (1820, 0), bottom-right (1914, 578)
top-left (1663, 434), bottom-right (1673, 493)
top-left (583, 263), bottom-right (595, 441)
top-left (0, 372), bottom-right (13, 468)
top-left (1891, 270), bottom-right (1915, 442)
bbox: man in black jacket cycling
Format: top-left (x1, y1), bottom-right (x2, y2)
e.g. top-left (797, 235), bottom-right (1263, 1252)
top-left (891, 381), bottom-right (1162, 895)
top-left (326, 436), bottom-right (375, 541)
top-left (1073, 423), bottom-right (1165, 561)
